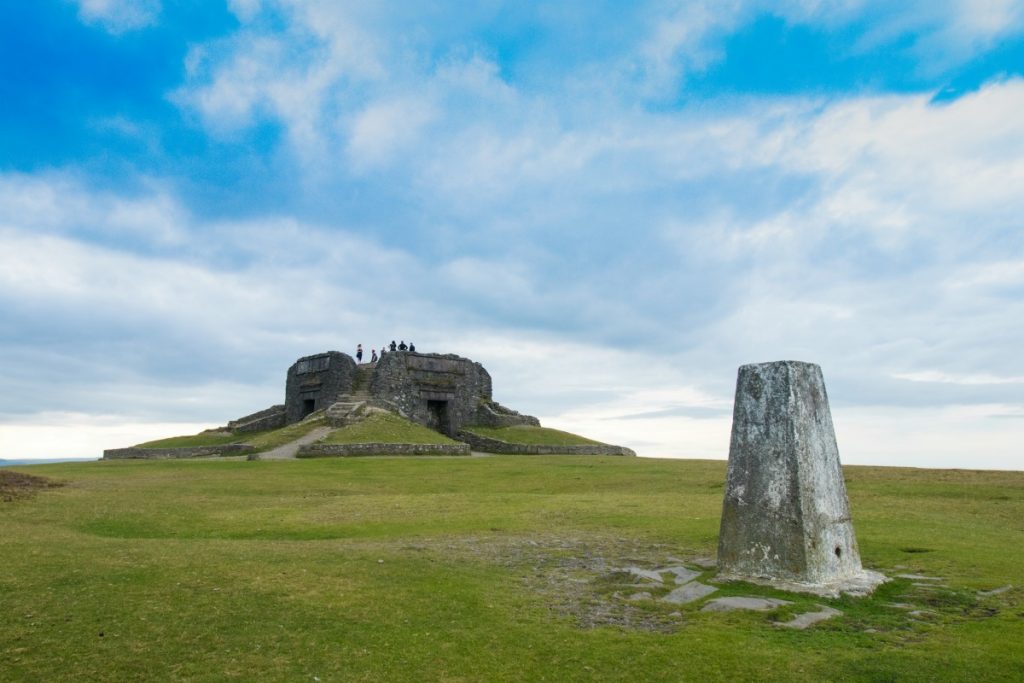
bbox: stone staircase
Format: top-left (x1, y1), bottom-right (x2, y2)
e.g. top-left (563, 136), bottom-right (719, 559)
top-left (351, 362), bottom-right (376, 399)
top-left (325, 363), bottom-right (378, 426)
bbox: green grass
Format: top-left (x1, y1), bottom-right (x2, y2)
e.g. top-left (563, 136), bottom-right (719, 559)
top-left (464, 424), bottom-right (602, 446)
top-left (133, 431), bottom-right (246, 449)
top-left (1, 458), bottom-right (1021, 681)
top-left (320, 411), bottom-right (459, 445)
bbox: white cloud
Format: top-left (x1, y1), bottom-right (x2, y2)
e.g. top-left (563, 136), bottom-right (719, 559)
top-left (347, 97), bottom-right (437, 169)
top-left (227, 0), bottom-right (262, 22)
top-left (0, 173), bottom-right (188, 245)
top-left (893, 371), bottom-right (1024, 385)
top-left (74, 0), bottom-right (161, 33)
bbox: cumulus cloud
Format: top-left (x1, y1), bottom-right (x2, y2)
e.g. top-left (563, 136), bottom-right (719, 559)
top-left (5, 3), bottom-right (1024, 466)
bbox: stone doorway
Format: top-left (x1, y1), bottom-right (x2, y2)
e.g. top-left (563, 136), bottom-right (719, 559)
top-left (301, 398), bottom-right (316, 419)
top-left (426, 399), bottom-right (451, 436)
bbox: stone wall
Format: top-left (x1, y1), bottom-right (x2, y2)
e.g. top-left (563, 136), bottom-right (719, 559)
top-left (103, 444), bottom-right (256, 459)
top-left (284, 351), bottom-right (357, 424)
top-left (457, 431), bottom-right (636, 456)
top-left (227, 404), bottom-right (286, 433)
top-left (297, 442), bottom-right (471, 458)
top-left (369, 352), bottom-right (497, 437)
top-left (473, 401), bottom-right (541, 428)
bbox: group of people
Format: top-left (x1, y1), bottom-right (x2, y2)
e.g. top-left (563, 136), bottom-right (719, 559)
top-left (355, 340), bottom-right (416, 364)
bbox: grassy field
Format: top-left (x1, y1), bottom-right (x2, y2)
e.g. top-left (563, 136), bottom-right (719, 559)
top-left (1, 457), bottom-right (1021, 681)
top-left (463, 425), bottom-right (602, 446)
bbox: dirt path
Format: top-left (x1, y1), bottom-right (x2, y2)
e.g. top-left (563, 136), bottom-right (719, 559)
top-left (258, 426), bottom-right (332, 460)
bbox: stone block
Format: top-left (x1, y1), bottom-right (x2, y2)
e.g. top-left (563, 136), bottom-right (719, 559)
top-left (717, 361), bottom-right (885, 596)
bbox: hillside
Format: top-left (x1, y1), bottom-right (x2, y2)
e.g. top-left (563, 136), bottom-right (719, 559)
top-left (1, 457), bottom-right (1021, 681)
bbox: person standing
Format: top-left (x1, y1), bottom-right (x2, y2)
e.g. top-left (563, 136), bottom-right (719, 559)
top-left (408, 342), bottom-right (416, 352)
top-left (356, 344), bottom-right (363, 363)
top-left (398, 340), bottom-right (408, 351)
top-left (370, 349), bottom-right (378, 363)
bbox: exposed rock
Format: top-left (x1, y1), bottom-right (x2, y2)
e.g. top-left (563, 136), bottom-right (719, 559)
top-left (616, 567), bottom-right (664, 583)
top-left (662, 582), bottom-right (717, 605)
top-left (977, 585), bottom-right (1013, 597)
top-left (700, 596), bottom-right (793, 612)
top-left (689, 557), bottom-right (718, 570)
top-left (777, 605), bottom-right (842, 629)
top-left (660, 566), bottom-right (702, 585)
top-left (624, 592), bottom-right (653, 601)
top-left (896, 574), bottom-right (943, 581)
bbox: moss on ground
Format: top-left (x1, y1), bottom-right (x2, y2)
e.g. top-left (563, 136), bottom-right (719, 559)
top-left (463, 424), bottom-right (602, 446)
top-left (320, 411), bottom-right (458, 445)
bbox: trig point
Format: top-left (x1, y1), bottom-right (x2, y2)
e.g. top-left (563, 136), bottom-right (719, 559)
top-left (717, 361), bottom-right (885, 596)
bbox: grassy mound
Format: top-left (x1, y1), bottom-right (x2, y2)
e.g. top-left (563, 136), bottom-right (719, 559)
top-left (320, 411), bottom-right (459, 445)
top-left (463, 424), bottom-right (602, 446)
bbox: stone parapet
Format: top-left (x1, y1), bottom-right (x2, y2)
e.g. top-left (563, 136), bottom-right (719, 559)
top-left (103, 444), bottom-right (256, 460)
top-left (457, 431), bottom-right (636, 456)
top-left (297, 442), bottom-right (471, 458)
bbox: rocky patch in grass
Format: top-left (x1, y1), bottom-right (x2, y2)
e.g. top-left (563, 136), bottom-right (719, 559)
top-left (438, 536), bottom-right (1018, 636)
top-left (0, 471), bottom-right (64, 502)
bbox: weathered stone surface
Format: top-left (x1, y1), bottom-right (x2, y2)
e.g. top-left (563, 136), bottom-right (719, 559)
top-left (700, 596), bottom-right (792, 612)
top-left (473, 401), bottom-right (541, 428)
top-left (227, 404), bottom-right (286, 433)
top-left (616, 567), bottom-right (665, 583)
top-left (285, 352), bottom-right (357, 425)
top-left (717, 361), bottom-right (885, 596)
top-left (661, 566), bottom-right (702, 584)
top-left (103, 444), bottom-right (255, 459)
top-left (895, 574), bottom-right (942, 581)
top-left (662, 582), bottom-right (718, 604)
top-left (689, 557), bottom-right (718, 570)
top-left (625, 591), bottom-right (653, 601)
top-left (777, 605), bottom-right (842, 629)
top-left (369, 352), bottom-right (495, 437)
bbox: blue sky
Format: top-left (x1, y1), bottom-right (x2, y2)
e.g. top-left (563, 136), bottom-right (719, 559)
top-left (1, 0), bottom-right (1022, 468)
